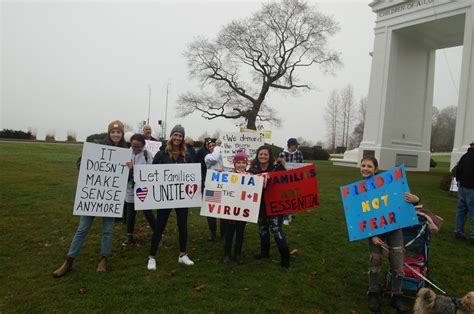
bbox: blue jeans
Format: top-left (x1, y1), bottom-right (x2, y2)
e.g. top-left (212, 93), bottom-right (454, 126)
top-left (455, 187), bottom-right (474, 239)
top-left (67, 216), bottom-right (115, 258)
top-left (258, 215), bottom-right (288, 253)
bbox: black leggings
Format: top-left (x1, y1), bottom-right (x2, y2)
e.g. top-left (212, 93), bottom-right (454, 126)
top-left (150, 208), bottom-right (188, 256)
top-left (224, 222), bottom-right (246, 255)
top-left (207, 217), bottom-right (227, 238)
top-left (126, 202), bottom-right (156, 234)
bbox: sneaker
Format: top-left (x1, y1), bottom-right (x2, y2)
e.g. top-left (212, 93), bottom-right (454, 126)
top-left (223, 254), bottom-right (231, 263)
top-left (178, 254), bottom-right (194, 266)
top-left (122, 236), bottom-right (136, 247)
top-left (147, 257), bottom-right (156, 271)
top-left (454, 232), bottom-right (467, 240)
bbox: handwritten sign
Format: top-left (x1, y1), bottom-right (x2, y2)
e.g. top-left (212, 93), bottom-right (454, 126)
top-left (133, 163), bottom-right (201, 209)
top-left (145, 140), bottom-right (161, 158)
top-left (220, 132), bottom-right (264, 168)
top-left (73, 143), bottom-right (131, 217)
top-left (264, 164), bottom-right (319, 216)
top-left (239, 128), bottom-right (272, 140)
top-left (340, 165), bottom-right (419, 241)
top-left (200, 170), bottom-right (263, 223)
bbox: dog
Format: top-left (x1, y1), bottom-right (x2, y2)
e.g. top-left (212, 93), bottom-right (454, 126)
top-left (413, 288), bottom-right (474, 314)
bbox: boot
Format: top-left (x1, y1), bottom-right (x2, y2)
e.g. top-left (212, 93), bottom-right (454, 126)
top-left (223, 254), bottom-right (231, 263)
top-left (390, 294), bottom-right (410, 314)
top-left (367, 291), bottom-right (380, 313)
top-left (279, 246), bottom-right (290, 269)
top-left (52, 257), bottom-right (74, 278)
top-left (254, 243), bottom-right (270, 259)
top-left (97, 256), bottom-right (107, 273)
top-left (234, 247), bottom-right (243, 265)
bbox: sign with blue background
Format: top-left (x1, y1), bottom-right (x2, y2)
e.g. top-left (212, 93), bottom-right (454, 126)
top-left (340, 164), bottom-right (419, 241)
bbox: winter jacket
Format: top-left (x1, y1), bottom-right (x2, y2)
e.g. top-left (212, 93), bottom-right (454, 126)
top-left (456, 147), bottom-right (474, 188)
top-left (126, 149), bottom-right (152, 203)
top-left (205, 146), bottom-right (224, 171)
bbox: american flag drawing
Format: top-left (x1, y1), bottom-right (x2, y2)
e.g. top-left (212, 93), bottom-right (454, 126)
top-left (205, 189), bottom-right (222, 203)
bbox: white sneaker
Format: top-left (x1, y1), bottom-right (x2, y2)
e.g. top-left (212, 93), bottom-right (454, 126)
top-left (147, 257), bottom-right (156, 271)
top-left (283, 220), bottom-right (289, 226)
top-left (178, 254), bottom-right (194, 266)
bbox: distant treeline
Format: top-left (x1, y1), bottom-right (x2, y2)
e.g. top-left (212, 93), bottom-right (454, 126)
top-left (0, 129), bottom-right (35, 139)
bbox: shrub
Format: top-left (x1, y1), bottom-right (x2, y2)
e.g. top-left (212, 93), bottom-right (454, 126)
top-left (298, 146), bottom-right (313, 159)
top-left (312, 147), bottom-right (330, 160)
top-left (0, 129), bottom-right (34, 139)
top-left (86, 132), bottom-right (107, 143)
top-left (430, 158), bottom-right (437, 168)
top-left (67, 130), bottom-right (77, 142)
top-left (439, 173), bottom-right (452, 191)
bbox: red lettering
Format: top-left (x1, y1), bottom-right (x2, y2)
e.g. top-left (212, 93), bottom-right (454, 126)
top-left (358, 181), bottom-right (366, 193)
top-left (342, 187), bottom-right (350, 198)
top-left (208, 204), bottom-right (215, 213)
top-left (388, 212), bottom-right (396, 223)
top-left (233, 207), bottom-right (241, 216)
top-left (360, 220), bottom-right (366, 233)
top-left (370, 218), bottom-right (378, 230)
top-left (375, 176), bottom-right (384, 188)
top-left (243, 208), bottom-right (249, 217)
top-left (380, 215), bottom-right (387, 227)
top-left (224, 205), bottom-right (231, 215)
top-left (393, 168), bottom-right (403, 181)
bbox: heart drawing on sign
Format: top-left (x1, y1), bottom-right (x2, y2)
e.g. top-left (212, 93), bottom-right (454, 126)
top-left (185, 184), bottom-right (197, 199)
top-left (136, 187), bottom-right (148, 202)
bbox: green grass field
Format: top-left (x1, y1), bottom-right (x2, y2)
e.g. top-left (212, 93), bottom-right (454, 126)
top-left (1, 142), bottom-right (472, 313)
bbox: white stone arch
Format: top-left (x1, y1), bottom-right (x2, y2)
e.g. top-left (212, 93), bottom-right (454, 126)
top-left (334, 0), bottom-right (474, 171)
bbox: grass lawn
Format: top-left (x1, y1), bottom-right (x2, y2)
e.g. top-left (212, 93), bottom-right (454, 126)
top-left (1, 142), bottom-right (472, 313)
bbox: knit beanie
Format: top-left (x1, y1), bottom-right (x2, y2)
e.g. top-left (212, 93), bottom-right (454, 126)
top-left (233, 149), bottom-right (249, 164)
top-left (170, 124), bottom-right (185, 137)
top-left (108, 120), bottom-right (124, 133)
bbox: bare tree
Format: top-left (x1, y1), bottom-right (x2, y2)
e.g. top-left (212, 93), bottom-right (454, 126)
top-left (177, 0), bottom-right (340, 129)
top-left (431, 105), bottom-right (457, 152)
top-left (348, 96), bottom-right (367, 149)
top-left (324, 89), bottom-right (340, 152)
top-left (339, 84), bottom-right (355, 148)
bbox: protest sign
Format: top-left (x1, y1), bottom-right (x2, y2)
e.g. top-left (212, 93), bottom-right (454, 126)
top-left (286, 162), bottom-right (311, 169)
top-left (145, 140), bottom-right (161, 158)
top-left (134, 163), bottom-right (201, 209)
top-left (73, 143), bottom-right (131, 217)
top-left (264, 164), bottom-right (319, 216)
top-left (200, 170), bottom-right (263, 223)
top-left (340, 164), bottom-right (419, 241)
top-left (220, 132), bottom-right (264, 169)
top-left (239, 128), bottom-right (272, 140)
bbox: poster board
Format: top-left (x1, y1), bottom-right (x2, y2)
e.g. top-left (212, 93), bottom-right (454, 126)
top-left (134, 163), bottom-right (201, 209)
top-left (145, 140), bottom-right (161, 158)
top-left (340, 164), bottom-right (419, 241)
top-left (73, 143), bottom-right (131, 217)
top-left (200, 170), bottom-right (263, 223)
top-left (220, 132), bottom-right (264, 169)
top-left (264, 164), bottom-right (319, 216)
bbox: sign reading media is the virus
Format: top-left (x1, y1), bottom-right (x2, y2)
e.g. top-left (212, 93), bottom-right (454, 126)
top-left (200, 170), bottom-right (263, 223)
top-left (73, 143), bottom-right (131, 217)
top-left (264, 164), bottom-right (319, 216)
top-left (133, 163), bottom-right (201, 210)
top-left (340, 164), bottom-right (419, 241)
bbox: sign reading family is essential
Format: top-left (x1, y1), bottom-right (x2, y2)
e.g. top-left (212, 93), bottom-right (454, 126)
top-left (220, 132), bottom-right (264, 169)
top-left (340, 165), bottom-right (419, 241)
top-left (264, 164), bottom-right (319, 216)
top-left (200, 170), bottom-right (263, 223)
top-left (73, 143), bottom-right (131, 217)
top-left (133, 163), bottom-right (201, 210)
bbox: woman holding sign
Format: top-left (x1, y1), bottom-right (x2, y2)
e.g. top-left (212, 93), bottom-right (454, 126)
top-left (53, 120), bottom-right (129, 278)
top-left (147, 125), bottom-right (194, 270)
top-left (248, 145), bottom-right (290, 268)
top-left (360, 156), bottom-right (418, 314)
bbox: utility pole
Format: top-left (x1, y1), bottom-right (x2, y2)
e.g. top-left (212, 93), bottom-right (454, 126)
top-left (163, 81), bottom-right (170, 139)
top-left (147, 85), bottom-right (151, 125)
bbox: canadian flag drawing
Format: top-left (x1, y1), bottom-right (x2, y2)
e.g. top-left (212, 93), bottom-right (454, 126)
top-left (241, 191), bottom-right (258, 202)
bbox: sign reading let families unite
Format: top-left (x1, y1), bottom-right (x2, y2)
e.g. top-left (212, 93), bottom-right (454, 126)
top-left (73, 143), bottom-right (131, 217)
top-left (133, 163), bottom-right (201, 210)
top-left (264, 164), bottom-right (319, 216)
top-left (200, 170), bottom-right (263, 223)
top-left (340, 165), bottom-right (419, 241)
top-left (220, 132), bottom-right (264, 169)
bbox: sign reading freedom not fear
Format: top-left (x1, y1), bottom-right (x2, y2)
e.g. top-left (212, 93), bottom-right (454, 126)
top-left (133, 163), bottom-right (201, 210)
top-left (340, 165), bottom-right (419, 241)
top-left (264, 164), bottom-right (319, 216)
top-left (73, 143), bottom-right (131, 217)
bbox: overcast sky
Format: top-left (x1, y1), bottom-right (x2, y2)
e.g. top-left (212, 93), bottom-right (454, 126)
top-left (1, 0), bottom-right (462, 145)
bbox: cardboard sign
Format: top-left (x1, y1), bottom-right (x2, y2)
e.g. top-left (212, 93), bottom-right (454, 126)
top-left (73, 143), bottom-right (131, 217)
top-left (239, 128), bottom-right (272, 140)
top-left (133, 163), bottom-right (201, 209)
top-left (285, 162), bottom-right (311, 169)
top-left (145, 140), bottom-right (161, 158)
top-left (450, 177), bottom-right (458, 192)
top-left (200, 170), bottom-right (263, 223)
top-left (220, 132), bottom-right (264, 168)
top-left (264, 164), bottom-right (319, 216)
top-left (340, 165), bottom-right (419, 241)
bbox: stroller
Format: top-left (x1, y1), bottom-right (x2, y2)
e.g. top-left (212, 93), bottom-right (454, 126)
top-left (385, 206), bottom-right (443, 294)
